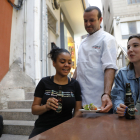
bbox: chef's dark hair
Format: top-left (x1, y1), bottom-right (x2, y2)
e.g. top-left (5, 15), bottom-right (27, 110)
top-left (48, 46), bottom-right (70, 62)
top-left (85, 6), bottom-right (102, 19)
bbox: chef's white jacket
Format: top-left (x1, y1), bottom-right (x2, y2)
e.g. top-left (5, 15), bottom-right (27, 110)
top-left (77, 28), bottom-right (118, 107)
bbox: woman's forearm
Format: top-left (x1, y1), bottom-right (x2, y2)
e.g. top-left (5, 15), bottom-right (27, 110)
top-left (74, 101), bottom-right (82, 117)
top-left (32, 104), bottom-right (49, 115)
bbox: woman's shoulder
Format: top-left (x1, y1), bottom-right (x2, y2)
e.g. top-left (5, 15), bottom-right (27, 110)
top-left (69, 78), bottom-right (80, 86)
top-left (40, 76), bottom-right (52, 84)
top-left (117, 66), bottom-right (128, 74)
top-left (115, 66), bottom-right (130, 81)
top-left (41, 76), bottom-right (51, 81)
top-left (70, 77), bottom-right (77, 82)
top-left (120, 66), bottom-right (128, 71)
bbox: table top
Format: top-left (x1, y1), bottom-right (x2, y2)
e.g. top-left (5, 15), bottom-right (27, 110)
top-left (30, 114), bottom-right (140, 140)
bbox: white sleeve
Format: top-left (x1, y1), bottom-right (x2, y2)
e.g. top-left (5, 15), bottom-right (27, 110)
top-left (101, 37), bottom-right (118, 71)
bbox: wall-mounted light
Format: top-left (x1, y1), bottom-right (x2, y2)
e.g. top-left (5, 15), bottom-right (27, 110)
top-left (52, 0), bottom-right (60, 10)
top-left (116, 16), bottom-right (120, 25)
top-left (7, 0), bottom-right (23, 10)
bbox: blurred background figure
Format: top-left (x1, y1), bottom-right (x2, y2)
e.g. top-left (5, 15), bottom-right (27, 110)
top-left (0, 115), bottom-right (3, 137)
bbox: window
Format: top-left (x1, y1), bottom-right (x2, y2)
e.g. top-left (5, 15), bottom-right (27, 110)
top-left (127, 0), bottom-right (140, 4)
top-left (129, 22), bottom-right (137, 34)
top-left (48, 10), bottom-right (57, 34)
top-left (121, 21), bottom-right (140, 39)
top-left (137, 21), bottom-right (140, 33)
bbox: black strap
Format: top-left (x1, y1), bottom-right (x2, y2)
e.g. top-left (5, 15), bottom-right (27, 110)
top-left (136, 78), bottom-right (140, 102)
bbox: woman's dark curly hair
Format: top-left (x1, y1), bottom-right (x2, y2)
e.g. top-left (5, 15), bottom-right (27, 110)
top-left (48, 46), bottom-right (71, 62)
top-left (127, 34), bottom-right (140, 70)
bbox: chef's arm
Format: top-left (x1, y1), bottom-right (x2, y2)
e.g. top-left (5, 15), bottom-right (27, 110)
top-left (100, 68), bottom-right (115, 112)
top-left (104, 68), bottom-right (115, 95)
top-left (72, 67), bottom-right (77, 79)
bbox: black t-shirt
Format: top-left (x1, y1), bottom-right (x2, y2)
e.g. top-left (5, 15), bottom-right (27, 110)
top-left (34, 76), bottom-right (82, 128)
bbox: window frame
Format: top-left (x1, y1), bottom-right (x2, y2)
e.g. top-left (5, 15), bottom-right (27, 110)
top-left (121, 21), bottom-right (140, 39)
top-left (127, 0), bottom-right (140, 4)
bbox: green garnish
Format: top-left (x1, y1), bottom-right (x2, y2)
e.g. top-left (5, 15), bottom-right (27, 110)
top-left (84, 104), bottom-right (89, 110)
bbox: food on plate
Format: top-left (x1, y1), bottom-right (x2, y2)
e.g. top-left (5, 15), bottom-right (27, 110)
top-left (89, 103), bottom-right (98, 110)
top-left (83, 103), bottom-right (98, 110)
top-left (83, 104), bottom-right (90, 110)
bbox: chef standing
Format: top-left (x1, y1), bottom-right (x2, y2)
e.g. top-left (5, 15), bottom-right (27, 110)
top-left (73, 6), bottom-right (118, 113)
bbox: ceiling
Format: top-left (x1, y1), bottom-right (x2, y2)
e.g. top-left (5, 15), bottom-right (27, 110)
top-left (60, 0), bottom-right (88, 39)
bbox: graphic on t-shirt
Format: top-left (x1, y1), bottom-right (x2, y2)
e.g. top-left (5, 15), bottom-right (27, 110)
top-left (45, 90), bottom-right (75, 97)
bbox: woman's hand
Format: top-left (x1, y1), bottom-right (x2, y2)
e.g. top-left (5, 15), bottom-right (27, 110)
top-left (116, 104), bottom-right (127, 117)
top-left (32, 97), bottom-right (58, 115)
top-left (46, 97), bottom-right (58, 111)
top-left (117, 103), bottom-right (138, 117)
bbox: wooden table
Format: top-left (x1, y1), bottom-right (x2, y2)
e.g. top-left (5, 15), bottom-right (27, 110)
top-left (29, 114), bottom-right (140, 140)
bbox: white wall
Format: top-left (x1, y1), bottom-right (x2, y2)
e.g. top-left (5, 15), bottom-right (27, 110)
top-left (112, 0), bottom-right (140, 16)
top-left (46, 0), bottom-right (61, 76)
top-left (46, 0), bottom-right (61, 47)
top-left (9, 0), bottom-right (61, 84)
top-left (48, 29), bottom-right (57, 76)
top-left (33, 0), bottom-right (42, 84)
top-left (10, 0), bottom-right (35, 80)
top-left (10, 0), bottom-right (24, 69)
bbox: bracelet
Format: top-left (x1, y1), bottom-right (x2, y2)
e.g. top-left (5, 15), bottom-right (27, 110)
top-left (101, 93), bottom-right (112, 99)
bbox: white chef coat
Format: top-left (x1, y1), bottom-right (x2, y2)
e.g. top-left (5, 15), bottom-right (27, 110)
top-left (77, 28), bottom-right (118, 107)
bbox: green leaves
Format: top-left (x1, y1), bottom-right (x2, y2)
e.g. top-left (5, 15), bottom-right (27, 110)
top-left (84, 104), bottom-right (90, 110)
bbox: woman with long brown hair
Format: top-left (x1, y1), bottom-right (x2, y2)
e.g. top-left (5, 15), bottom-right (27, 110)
top-left (111, 34), bottom-right (140, 117)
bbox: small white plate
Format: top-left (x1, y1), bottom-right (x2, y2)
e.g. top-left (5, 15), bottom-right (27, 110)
top-left (79, 109), bottom-right (101, 113)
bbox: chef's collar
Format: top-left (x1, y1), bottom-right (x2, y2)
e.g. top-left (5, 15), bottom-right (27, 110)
top-left (87, 28), bottom-right (103, 37)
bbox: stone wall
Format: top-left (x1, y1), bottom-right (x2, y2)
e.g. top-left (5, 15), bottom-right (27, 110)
top-left (0, 62), bottom-right (35, 109)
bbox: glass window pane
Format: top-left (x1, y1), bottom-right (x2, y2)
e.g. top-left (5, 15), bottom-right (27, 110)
top-left (132, 0), bottom-right (136, 3)
top-left (127, 0), bottom-right (131, 4)
top-left (121, 23), bottom-right (129, 35)
top-left (122, 35), bottom-right (130, 39)
top-left (136, 21), bottom-right (140, 33)
top-left (128, 22), bottom-right (137, 34)
top-left (64, 25), bottom-right (68, 50)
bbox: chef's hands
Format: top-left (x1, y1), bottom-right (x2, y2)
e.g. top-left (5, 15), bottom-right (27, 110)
top-left (100, 94), bottom-right (113, 113)
top-left (46, 97), bottom-right (58, 111)
top-left (116, 103), bottom-right (138, 117)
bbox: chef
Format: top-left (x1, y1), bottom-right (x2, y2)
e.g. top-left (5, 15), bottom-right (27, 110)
top-left (73, 6), bottom-right (118, 113)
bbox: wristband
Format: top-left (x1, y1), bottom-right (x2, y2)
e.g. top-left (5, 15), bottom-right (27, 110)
top-left (101, 93), bottom-right (112, 99)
